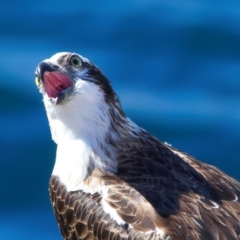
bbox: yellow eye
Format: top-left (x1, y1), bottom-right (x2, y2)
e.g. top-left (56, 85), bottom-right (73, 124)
top-left (35, 76), bottom-right (40, 87)
top-left (70, 56), bottom-right (82, 67)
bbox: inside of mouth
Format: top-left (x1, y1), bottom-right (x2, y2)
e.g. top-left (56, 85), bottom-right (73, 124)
top-left (43, 71), bottom-right (73, 98)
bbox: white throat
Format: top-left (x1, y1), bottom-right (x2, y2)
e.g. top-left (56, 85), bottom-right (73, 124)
top-left (44, 80), bottom-right (118, 191)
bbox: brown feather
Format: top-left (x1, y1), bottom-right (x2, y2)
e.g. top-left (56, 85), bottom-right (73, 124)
top-left (49, 132), bottom-right (240, 240)
top-left (41, 52), bottom-right (240, 240)
top-left (48, 122), bottom-right (240, 240)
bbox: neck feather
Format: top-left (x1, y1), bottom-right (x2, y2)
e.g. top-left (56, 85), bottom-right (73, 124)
top-left (43, 82), bottom-right (135, 191)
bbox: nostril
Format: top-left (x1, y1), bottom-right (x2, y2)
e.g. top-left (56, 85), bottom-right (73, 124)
top-left (51, 64), bottom-right (59, 69)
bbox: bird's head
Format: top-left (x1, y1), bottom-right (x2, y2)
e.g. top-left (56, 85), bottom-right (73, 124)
top-left (35, 52), bottom-right (118, 106)
top-left (35, 52), bottom-right (125, 144)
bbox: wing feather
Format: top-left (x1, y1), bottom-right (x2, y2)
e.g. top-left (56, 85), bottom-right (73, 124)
top-left (49, 129), bottom-right (240, 239)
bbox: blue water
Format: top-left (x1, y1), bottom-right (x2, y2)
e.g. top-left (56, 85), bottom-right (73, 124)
top-left (1, 1), bottom-right (240, 239)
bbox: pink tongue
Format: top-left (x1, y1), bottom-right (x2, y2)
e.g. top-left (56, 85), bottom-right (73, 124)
top-left (43, 71), bottom-right (73, 98)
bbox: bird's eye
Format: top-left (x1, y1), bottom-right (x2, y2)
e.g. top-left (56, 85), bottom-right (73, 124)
top-left (70, 56), bottom-right (82, 67)
top-left (35, 76), bottom-right (41, 87)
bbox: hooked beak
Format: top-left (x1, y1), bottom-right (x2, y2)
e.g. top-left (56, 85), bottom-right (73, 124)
top-left (36, 62), bottom-right (74, 104)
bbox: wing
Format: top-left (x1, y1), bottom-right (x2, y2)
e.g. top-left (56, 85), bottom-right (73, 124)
top-left (49, 175), bottom-right (170, 240)
top-left (112, 129), bottom-right (240, 239)
top-left (49, 129), bottom-right (240, 240)
top-left (49, 175), bottom-right (128, 240)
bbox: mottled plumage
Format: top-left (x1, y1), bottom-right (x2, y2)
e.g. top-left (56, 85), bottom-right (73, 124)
top-left (35, 52), bottom-right (240, 240)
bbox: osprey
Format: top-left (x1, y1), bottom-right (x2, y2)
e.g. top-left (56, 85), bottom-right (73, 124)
top-left (35, 52), bottom-right (240, 240)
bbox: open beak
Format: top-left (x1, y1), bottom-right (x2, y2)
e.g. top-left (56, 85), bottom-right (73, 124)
top-left (36, 62), bottom-right (74, 104)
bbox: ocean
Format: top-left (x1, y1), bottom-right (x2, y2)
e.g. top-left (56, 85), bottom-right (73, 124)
top-left (1, 0), bottom-right (240, 238)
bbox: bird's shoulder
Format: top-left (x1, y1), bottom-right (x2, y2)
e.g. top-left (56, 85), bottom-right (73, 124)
top-left (111, 130), bottom-right (240, 239)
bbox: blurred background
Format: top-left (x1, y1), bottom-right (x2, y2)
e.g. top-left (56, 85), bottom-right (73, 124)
top-left (1, 0), bottom-right (240, 239)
